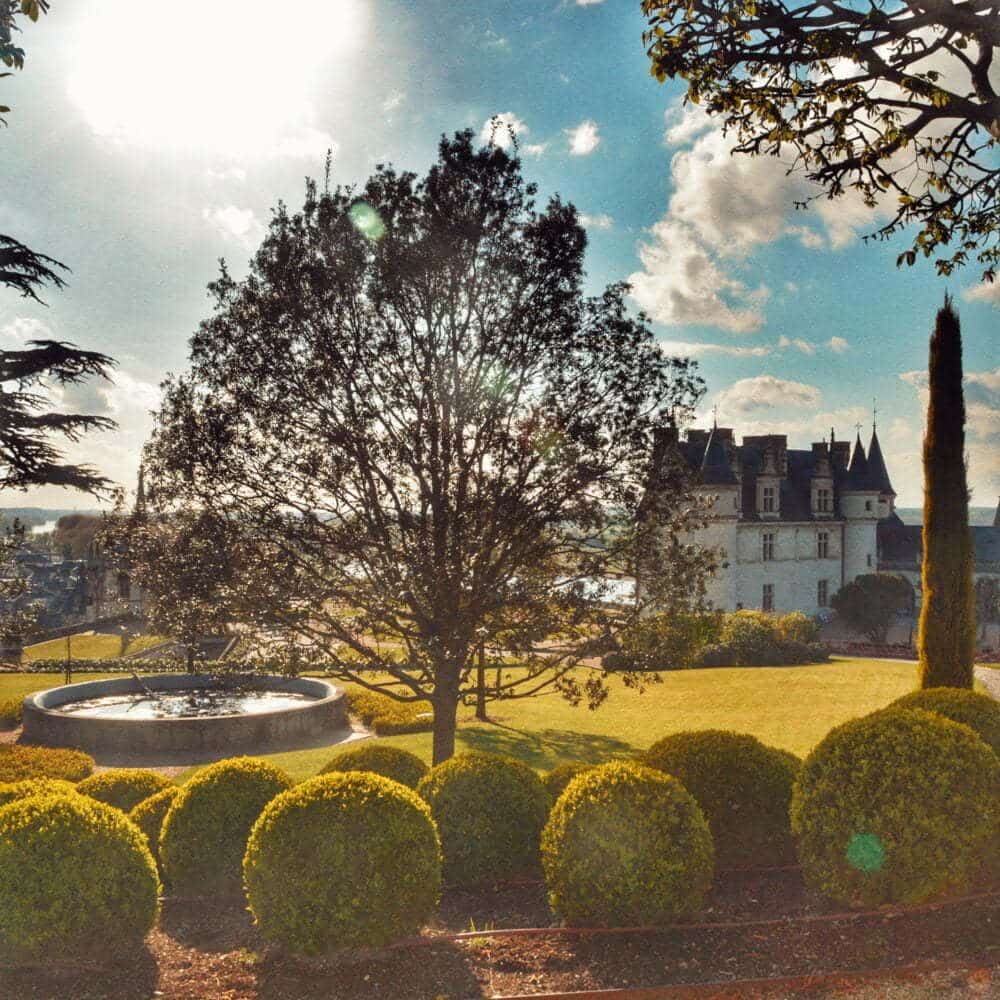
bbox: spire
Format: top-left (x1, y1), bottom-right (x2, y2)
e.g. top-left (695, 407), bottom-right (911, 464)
top-left (847, 433), bottom-right (875, 490)
top-left (867, 426), bottom-right (895, 496)
top-left (700, 424), bottom-right (738, 485)
top-left (135, 463), bottom-right (146, 512)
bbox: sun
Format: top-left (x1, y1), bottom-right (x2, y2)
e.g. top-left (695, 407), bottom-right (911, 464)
top-left (68, 0), bottom-right (368, 155)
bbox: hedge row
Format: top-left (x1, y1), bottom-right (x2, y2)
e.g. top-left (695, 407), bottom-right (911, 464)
top-left (345, 690), bottom-right (434, 736)
top-left (22, 658), bottom-right (266, 674)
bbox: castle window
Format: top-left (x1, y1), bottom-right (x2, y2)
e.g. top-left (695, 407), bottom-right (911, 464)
top-left (762, 486), bottom-right (776, 513)
top-left (762, 532), bottom-right (775, 561)
top-left (817, 531), bottom-right (829, 559)
top-left (817, 488), bottom-right (832, 513)
top-left (762, 583), bottom-right (774, 611)
top-left (865, 500), bottom-right (872, 511)
top-left (867, 553), bottom-right (872, 567)
top-left (116, 573), bottom-right (131, 600)
top-left (817, 579), bottom-right (828, 607)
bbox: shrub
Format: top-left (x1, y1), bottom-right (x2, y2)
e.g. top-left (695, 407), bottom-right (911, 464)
top-left (774, 639), bottom-right (830, 665)
top-left (693, 643), bottom-right (737, 668)
top-left (244, 772), bottom-right (441, 952)
top-left (792, 708), bottom-right (999, 906)
top-left (543, 763), bottom-right (594, 801)
top-left (775, 611), bottom-right (821, 645)
top-left (346, 690), bottom-right (433, 735)
top-left (611, 611), bottom-right (723, 672)
top-left (160, 757), bottom-right (293, 897)
top-left (319, 743), bottom-right (428, 789)
top-left (417, 751), bottom-right (550, 886)
top-left (641, 730), bottom-right (800, 867)
top-left (128, 787), bottom-right (180, 873)
top-left (541, 761), bottom-right (713, 926)
top-left (831, 573), bottom-right (913, 644)
top-left (0, 777), bottom-right (79, 808)
top-left (719, 611), bottom-right (778, 665)
top-left (0, 698), bottom-right (21, 728)
top-left (77, 769), bottom-right (174, 813)
top-left (888, 687), bottom-right (1000, 757)
top-left (0, 793), bottom-right (159, 962)
top-left (0, 744), bottom-right (94, 783)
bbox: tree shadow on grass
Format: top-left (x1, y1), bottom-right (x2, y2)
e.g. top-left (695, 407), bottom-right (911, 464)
top-left (0, 948), bottom-right (159, 1000)
top-left (459, 724), bottom-right (637, 770)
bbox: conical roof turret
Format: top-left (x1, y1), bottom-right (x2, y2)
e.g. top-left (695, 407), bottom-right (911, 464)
top-left (867, 426), bottom-right (895, 496)
top-left (847, 433), bottom-right (876, 490)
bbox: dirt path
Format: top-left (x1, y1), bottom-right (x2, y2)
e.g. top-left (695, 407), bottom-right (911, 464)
top-left (974, 666), bottom-right (1000, 701)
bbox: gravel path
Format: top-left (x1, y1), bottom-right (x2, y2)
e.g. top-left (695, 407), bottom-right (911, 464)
top-left (974, 666), bottom-right (1000, 701)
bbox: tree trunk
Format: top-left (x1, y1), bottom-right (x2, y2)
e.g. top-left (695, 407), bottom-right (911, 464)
top-left (431, 688), bottom-right (460, 765)
top-left (918, 295), bottom-right (976, 689)
top-left (475, 641), bottom-right (487, 721)
top-left (186, 644), bottom-right (196, 674)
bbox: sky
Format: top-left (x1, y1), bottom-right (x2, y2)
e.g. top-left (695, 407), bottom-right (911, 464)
top-left (1, 0), bottom-right (997, 509)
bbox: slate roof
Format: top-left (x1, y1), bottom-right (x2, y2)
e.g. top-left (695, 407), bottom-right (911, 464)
top-left (878, 514), bottom-right (1000, 573)
top-left (866, 428), bottom-right (896, 496)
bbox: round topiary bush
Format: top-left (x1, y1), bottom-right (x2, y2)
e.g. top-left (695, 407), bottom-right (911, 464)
top-left (641, 730), bottom-right (801, 867)
top-left (0, 792), bottom-right (159, 962)
top-left (719, 611), bottom-right (778, 666)
top-left (128, 786), bottom-right (180, 874)
top-left (77, 769), bottom-right (174, 813)
top-left (0, 777), bottom-right (80, 808)
top-left (160, 757), bottom-right (293, 897)
top-left (792, 708), bottom-right (1000, 907)
top-left (0, 744), bottom-right (94, 783)
top-left (543, 763), bottom-right (593, 802)
top-left (888, 687), bottom-right (1000, 757)
top-left (244, 771), bottom-right (442, 953)
top-left (541, 761), bottom-right (714, 926)
top-left (319, 743), bottom-right (429, 789)
top-left (417, 751), bottom-right (550, 886)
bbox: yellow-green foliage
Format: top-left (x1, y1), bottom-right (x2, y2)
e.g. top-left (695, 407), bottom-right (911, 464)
top-left (0, 698), bottom-right (21, 728)
top-left (792, 708), bottom-right (999, 907)
top-left (160, 757), bottom-right (293, 897)
top-left (346, 690), bottom-right (433, 735)
top-left (244, 772), bottom-right (442, 953)
top-left (0, 744), bottom-right (94, 783)
top-left (889, 687), bottom-right (1000, 757)
top-left (641, 730), bottom-right (801, 867)
top-left (543, 763), bottom-right (594, 802)
top-left (77, 769), bottom-right (174, 813)
top-left (319, 743), bottom-right (428, 789)
top-left (21, 632), bottom-right (124, 662)
top-left (0, 777), bottom-right (79, 807)
top-left (0, 793), bottom-right (159, 962)
top-left (417, 751), bottom-right (550, 886)
top-left (128, 787), bottom-right (180, 874)
top-left (541, 761), bottom-right (714, 926)
top-left (719, 611), bottom-right (777, 665)
top-left (774, 612), bottom-right (820, 645)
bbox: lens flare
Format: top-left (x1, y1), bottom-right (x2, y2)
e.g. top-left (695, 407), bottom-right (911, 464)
top-left (349, 203), bottom-right (386, 241)
top-left (846, 831), bottom-right (885, 872)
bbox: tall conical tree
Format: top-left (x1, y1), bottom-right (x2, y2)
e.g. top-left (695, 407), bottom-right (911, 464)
top-left (918, 294), bottom-right (976, 689)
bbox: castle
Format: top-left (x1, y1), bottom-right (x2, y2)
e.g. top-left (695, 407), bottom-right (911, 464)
top-left (658, 421), bottom-right (999, 619)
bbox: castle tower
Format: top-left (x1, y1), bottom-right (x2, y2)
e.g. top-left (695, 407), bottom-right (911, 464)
top-left (840, 433), bottom-right (881, 583)
top-left (867, 424), bottom-right (896, 518)
top-left (695, 422), bottom-right (741, 610)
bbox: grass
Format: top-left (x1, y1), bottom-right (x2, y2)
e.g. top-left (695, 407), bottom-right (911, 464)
top-left (0, 658), bottom-right (939, 782)
top-left (22, 633), bottom-right (123, 662)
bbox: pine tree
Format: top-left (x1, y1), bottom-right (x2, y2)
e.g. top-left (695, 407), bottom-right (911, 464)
top-left (918, 295), bottom-right (976, 688)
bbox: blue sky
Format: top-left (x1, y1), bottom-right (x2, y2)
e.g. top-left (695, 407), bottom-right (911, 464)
top-left (2, 0), bottom-right (997, 508)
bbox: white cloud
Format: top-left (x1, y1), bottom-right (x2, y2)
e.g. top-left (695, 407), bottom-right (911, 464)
top-left (382, 91), bottom-right (406, 112)
top-left (1, 317), bottom-right (54, 344)
top-left (777, 335), bottom-right (816, 355)
top-left (715, 375), bottom-right (822, 416)
top-left (579, 212), bottom-right (613, 230)
top-left (205, 166), bottom-right (247, 183)
top-left (828, 336), bottom-right (849, 353)
top-left (662, 105), bottom-right (714, 147)
top-left (522, 143), bottom-right (548, 157)
top-left (576, 0), bottom-right (606, 5)
top-left (202, 205), bottom-right (266, 249)
top-left (566, 120), bottom-right (601, 156)
top-left (480, 112), bottom-right (528, 151)
top-left (964, 280), bottom-right (1000, 307)
top-left (659, 340), bottom-right (772, 358)
top-left (273, 127), bottom-right (338, 160)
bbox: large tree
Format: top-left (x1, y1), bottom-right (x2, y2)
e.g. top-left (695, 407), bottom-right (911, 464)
top-left (642, 0), bottom-right (1000, 281)
top-left (918, 295), bottom-right (975, 688)
top-left (145, 131), bottom-right (711, 762)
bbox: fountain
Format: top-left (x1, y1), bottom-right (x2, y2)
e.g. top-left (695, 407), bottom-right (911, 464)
top-left (21, 674), bottom-right (347, 756)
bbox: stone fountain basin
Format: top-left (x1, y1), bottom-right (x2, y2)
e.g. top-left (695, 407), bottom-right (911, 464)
top-left (21, 674), bottom-right (346, 756)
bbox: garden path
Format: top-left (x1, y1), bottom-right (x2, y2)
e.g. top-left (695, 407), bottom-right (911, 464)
top-left (973, 666), bottom-right (1000, 702)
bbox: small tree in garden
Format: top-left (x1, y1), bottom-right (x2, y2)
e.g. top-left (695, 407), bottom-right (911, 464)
top-left (144, 131), bottom-right (711, 763)
top-left (831, 574), bottom-right (913, 644)
top-left (0, 521), bottom-right (42, 659)
top-left (919, 296), bottom-right (976, 689)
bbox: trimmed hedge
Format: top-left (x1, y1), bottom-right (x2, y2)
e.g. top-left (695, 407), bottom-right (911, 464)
top-left (160, 757), bottom-right (293, 897)
top-left (543, 763), bottom-right (594, 802)
top-left (22, 658), bottom-right (264, 673)
top-left (0, 698), bottom-right (21, 728)
top-left (0, 793), bottom-right (159, 962)
top-left (0, 778), bottom-right (79, 808)
top-left (888, 687), bottom-right (1000, 757)
top-left (77, 769), bottom-right (174, 813)
top-left (244, 772), bottom-right (442, 953)
top-left (129, 787), bottom-right (180, 874)
top-left (417, 751), bottom-right (550, 886)
top-left (792, 708), bottom-right (999, 906)
top-left (345, 691), bottom-right (433, 736)
top-left (641, 730), bottom-right (801, 867)
top-left (0, 744), bottom-right (94, 783)
top-left (319, 743), bottom-right (429, 789)
top-left (541, 761), bottom-right (714, 926)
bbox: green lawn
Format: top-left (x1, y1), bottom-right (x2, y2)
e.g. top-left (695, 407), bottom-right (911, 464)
top-left (0, 658), bottom-right (928, 782)
top-left (22, 633), bottom-right (124, 662)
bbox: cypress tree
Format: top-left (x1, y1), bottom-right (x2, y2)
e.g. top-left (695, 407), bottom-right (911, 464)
top-left (918, 294), bottom-right (976, 688)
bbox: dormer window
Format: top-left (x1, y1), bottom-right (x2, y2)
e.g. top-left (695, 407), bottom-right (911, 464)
top-left (762, 486), bottom-right (776, 513)
top-left (817, 488), bottom-right (832, 513)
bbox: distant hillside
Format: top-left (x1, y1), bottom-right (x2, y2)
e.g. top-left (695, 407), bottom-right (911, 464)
top-left (0, 507), bottom-right (101, 530)
top-left (897, 506), bottom-right (995, 526)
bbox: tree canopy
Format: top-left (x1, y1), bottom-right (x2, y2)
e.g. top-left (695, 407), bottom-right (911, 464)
top-left (643, 0), bottom-right (1000, 281)
top-left (145, 131), bottom-right (712, 761)
top-left (831, 572), bottom-right (914, 642)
